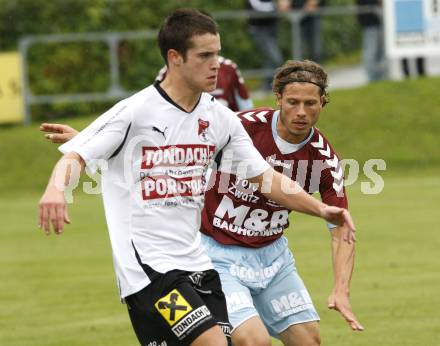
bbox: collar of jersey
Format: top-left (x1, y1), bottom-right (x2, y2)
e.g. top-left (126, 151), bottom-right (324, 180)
top-left (271, 109), bottom-right (315, 154)
top-left (154, 81), bottom-right (202, 114)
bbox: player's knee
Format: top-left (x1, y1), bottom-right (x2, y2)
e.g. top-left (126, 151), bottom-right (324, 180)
top-left (302, 328), bottom-right (321, 346)
top-left (282, 322), bottom-right (321, 346)
top-left (233, 338), bottom-right (272, 346)
top-left (190, 325), bottom-right (228, 346)
top-left (232, 331), bottom-right (271, 346)
top-left (309, 334), bottom-right (321, 346)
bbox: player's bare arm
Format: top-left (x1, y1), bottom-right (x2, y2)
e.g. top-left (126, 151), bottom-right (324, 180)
top-left (249, 168), bottom-right (356, 233)
top-left (327, 224), bottom-right (364, 331)
top-left (38, 152), bottom-right (84, 235)
top-left (40, 123), bottom-right (78, 143)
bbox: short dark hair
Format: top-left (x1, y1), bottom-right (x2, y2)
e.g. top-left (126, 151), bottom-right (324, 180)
top-left (158, 9), bottom-right (219, 65)
top-left (273, 60), bottom-right (329, 105)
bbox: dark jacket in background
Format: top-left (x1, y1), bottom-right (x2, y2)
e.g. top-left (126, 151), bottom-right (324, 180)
top-left (247, 0), bottom-right (278, 26)
top-left (357, 0), bottom-right (381, 27)
top-left (291, 0), bottom-right (326, 9)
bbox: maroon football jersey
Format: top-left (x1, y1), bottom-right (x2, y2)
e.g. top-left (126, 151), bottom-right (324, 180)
top-left (210, 57), bottom-right (251, 111)
top-left (200, 108), bottom-right (348, 248)
top-left (156, 57), bottom-right (252, 112)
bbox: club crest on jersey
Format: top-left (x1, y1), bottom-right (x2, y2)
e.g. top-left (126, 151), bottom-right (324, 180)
top-left (198, 118), bottom-right (210, 142)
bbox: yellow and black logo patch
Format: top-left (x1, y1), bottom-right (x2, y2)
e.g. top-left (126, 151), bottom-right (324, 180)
top-left (155, 289), bottom-right (192, 326)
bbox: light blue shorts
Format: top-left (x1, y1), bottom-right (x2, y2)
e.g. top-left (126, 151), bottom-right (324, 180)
top-left (201, 234), bottom-right (319, 338)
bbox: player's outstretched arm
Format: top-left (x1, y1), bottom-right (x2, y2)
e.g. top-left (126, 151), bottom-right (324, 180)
top-left (40, 123), bottom-right (79, 144)
top-left (249, 168), bottom-right (356, 231)
top-left (38, 152), bottom-right (85, 235)
top-left (327, 224), bottom-right (364, 331)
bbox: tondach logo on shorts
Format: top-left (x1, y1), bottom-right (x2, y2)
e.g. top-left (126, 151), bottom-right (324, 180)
top-left (155, 289), bottom-right (212, 339)
top-left (155, 289), bottom-right (192, 326)
top-left (171, 306), bottom-right (212, 339)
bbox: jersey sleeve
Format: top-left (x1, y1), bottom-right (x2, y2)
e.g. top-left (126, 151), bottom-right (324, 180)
top-left (318, 150), bottom-right (348, 230)
top-left (308, 131), bottom-right (348, 209)
top-left (319, 160), bottom-right (348, 209)
top-left (218, 108), bottom-right (269, 178)
top-left (59, 100), bottom-right (132, 173)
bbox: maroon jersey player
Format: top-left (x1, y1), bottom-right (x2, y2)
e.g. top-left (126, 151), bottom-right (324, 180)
top-left (202, 109), bottom-right (347, 248)
top-left (199, 60), bottom-right (363, 346)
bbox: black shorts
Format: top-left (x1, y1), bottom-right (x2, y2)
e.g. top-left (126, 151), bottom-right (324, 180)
top-left (125, 268), bottom-right (232, 346)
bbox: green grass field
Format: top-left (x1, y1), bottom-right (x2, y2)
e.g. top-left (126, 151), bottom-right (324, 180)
top-left (1, 77), bottom-right (440, 345)
top-left (1, 171), bottom-right (439, 345)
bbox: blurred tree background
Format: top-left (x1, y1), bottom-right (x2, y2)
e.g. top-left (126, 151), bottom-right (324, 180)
top-left (0, 0), bottom-right (360, 120)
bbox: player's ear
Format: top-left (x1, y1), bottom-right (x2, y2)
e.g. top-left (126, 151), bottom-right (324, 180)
top-left (320, 95), bottom-right (326, 107)
top-left (167, 49), bottom-right (183, 67)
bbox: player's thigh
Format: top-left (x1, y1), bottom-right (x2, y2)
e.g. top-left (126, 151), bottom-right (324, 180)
top-left (201, 235), bottom-right (260, 330)
top-left (125, 271), bottom-right (221, 346)
top-left (211, 263), bottom-right (271, 346)
top-left (279, 321), bottom-right (320, 346)
top-left (221, 274), bottom-right (258, 326)
top-left (252, 250), bottom-right (320, 338)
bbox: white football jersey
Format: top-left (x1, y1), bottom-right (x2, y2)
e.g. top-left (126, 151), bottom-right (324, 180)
top-left (60, 82), bottom-right (269, 298)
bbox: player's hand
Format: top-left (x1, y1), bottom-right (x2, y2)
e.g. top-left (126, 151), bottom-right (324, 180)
top-left (38, 186), bottom-right (71, 235)
top-left (40, 123), bottom-right (78, 144)
top-left (328, 289), bottom-right (364, 331)
top-left (321, 206), bottom-right (356, 243)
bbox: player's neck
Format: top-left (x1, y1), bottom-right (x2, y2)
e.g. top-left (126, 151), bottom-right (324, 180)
top-left (160, 74), bottom-right (202, 113)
